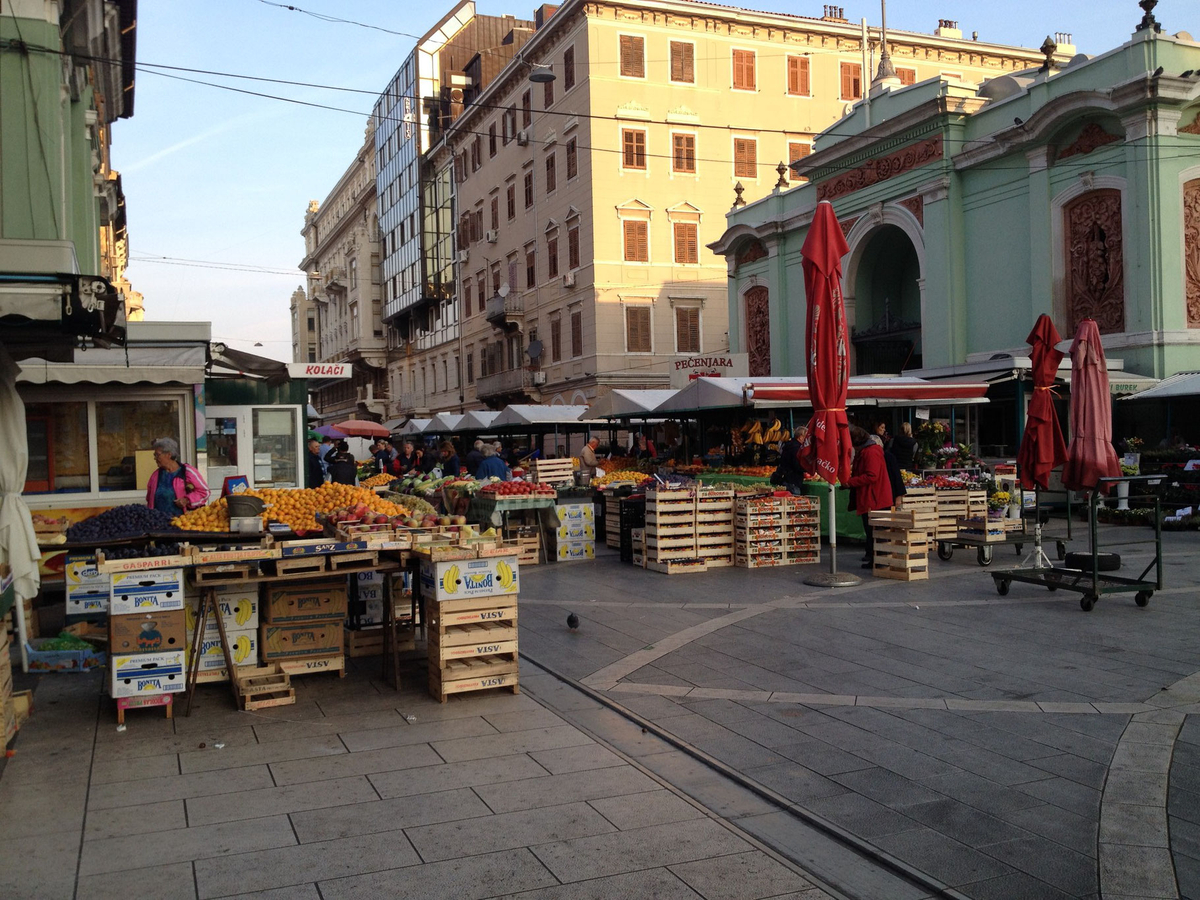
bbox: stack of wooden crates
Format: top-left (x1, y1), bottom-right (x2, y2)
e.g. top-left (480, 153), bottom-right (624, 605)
top-left (644, 488), bottom-right (706, 574)
top-left (260, 577), bottom-right (348, 678)
top-left (696, 490), bottom-right (735, 568)
top-left (421, 553), bottom-right (521, 702)
top-left (108, 568), bottom-right (188, 721)
top-left (734, 495), bottom-right (821, 567)
top-left (867, 509), bottom-right (934, 581)
top-left (901, 488), bottom-right (987, 541)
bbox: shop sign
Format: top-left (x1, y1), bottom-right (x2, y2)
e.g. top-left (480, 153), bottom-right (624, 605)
top-left (669, 353), bottom-right (749, 388)
top-left (286, 363), bottom-right (351, 379)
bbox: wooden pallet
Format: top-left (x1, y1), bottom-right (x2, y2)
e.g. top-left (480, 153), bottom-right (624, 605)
top-left (270, 555), bottom-right (328, 576)
top-left (329, 550), bottom-right (379, 571)
top-left (428, 655), bottom-right (520, 703)
top-left (531, 458), bottom-right (575, 483)
top-left (237, 664), bottom-right (296, 709)
top-left (192, 562), bottom-right (256, 584)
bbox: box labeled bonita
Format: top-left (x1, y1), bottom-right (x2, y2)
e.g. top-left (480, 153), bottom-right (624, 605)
top-left (109, 649), bottom-right (187, 697)
top-left (420, 555), bottom-right (519, 602)
top-left (110, 569), bottom-right (183, 615)
top-left (185, 628), bottom-right (258, 670)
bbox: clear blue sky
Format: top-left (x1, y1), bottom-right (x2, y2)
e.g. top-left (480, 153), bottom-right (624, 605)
top-left (116, 0), bottom-right (1179, 361)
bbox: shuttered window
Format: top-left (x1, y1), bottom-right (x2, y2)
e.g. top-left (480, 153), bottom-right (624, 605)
top-left (622, 129), bottom-right (646, 169)
top-left (464, 281), bottom-right (472, 317)
top-left (676, 307), bottom-right (700, 354)
top-left (475, 275), bottom-right (485, 315)
top-left (563, 46), bottom-right (575, 91)
top-left (545, 153), bottom-right (556, 193)
top-left (466, 352), bottom-right (473, 383)
top-left (673, 222), bottom-right (698, 264)
top-left (787, 56), bottom-right (810, 95)
top-left (489, 122), bottom-right (497, 156)
top-left (568, 225), bottom-right (580, 269)
top-left (551, 318), bottom-right (562, 362)
top-left (623, 220), bottom-right (649, 262)
top-left (619, 35), bottom-right (645, 78)
top-left (732, 50), bottom-right (756, 90)
top-left (543, 78), bottom-right (554, 108)
top-left (522, 90), bottom-right (532, 127)
top-left (508, 259), bottom-right (518, 290)
top-left (788, 142), bottom-right (811, 164)
top-left (840, 62), bottom-right (862, 99)
top-left (733, 138), bottom-right (757, 178)
top-left (490, 197), bottom-right (499, 230)
top-left (670, 41), bottom-right (694, 83)
top-left (524, 172), bottom-right (534, 208)
top-left (570, 310), bottom-right (583, 357)
top-left (673, 134), bottom-right (695, 173)
top-left (506, 183), bottom-right (515, 220)
top-left (525, 247), bottom-right (536, 288)
top-left (898, 67), bottom-right (917, 86)
top-left (626, 306), bottom-right (651, 353)
top-left (547, 236), bottom-right (559, 278)
top-left (566, 138), bottom-right (578, 179)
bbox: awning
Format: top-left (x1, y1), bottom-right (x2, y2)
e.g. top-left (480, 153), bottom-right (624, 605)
top-left (1120, 371), bottom-right (1200, 400)
top-left (747, 377), bottom-right (991, 408)
top-left (395, 418), bottom-right (430, 435)
top-left (426, 412), bottom-right (465, 433)
top-left (16, 345), bottom-right (207, 386)
top-left (590, 389), bottom-right (679, 419)
top-left (1060, 369), bottom-right (1157, 397)
top-left (382, 418), bottom-right (406, 432)
top-left (491, 404), bottom-right (593, 428)
top-left (458, 410), bottom-right (501, 431)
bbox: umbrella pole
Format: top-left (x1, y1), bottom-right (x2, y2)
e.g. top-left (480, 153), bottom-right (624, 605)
top-left (804, 481), bottom-right (862, 588)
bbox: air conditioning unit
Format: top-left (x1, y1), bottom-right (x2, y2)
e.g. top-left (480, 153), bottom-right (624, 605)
top-left (457, 249), bottom-right (470, 264)
top-left (562, 272), bottom-right (576, 288)
top-left (531, 371), bottom-right (547, 385)
top-left (516, 129), bottom-right (530, 146)
top-left (485, 229), bottom-right (498, 243)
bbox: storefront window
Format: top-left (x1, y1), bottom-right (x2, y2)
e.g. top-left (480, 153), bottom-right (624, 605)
top-left (206, 417), bottom-right (239, 468)
top-left (253, 408), bottom-right (298, 488)
top-left (25, 402), bottom-right (90, 494)
top-left (96, 400), bottom-right (181, 491)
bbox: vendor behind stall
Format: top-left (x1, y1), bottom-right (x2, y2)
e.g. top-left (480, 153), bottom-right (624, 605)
top-left (146, 437), bottom-right (209, 514)
top-left (475, 443), bottom-right (510, 480)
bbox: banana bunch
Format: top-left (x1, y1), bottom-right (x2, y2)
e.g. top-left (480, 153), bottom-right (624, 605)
top-left (441, 565), bottom-right (461, 595)
top-left (780, 429), bottom-right (791, 443)
top-left (763, 418), bottom-right (783, 442)
top-left (233, 634), bottom-right (253, 664)
top-left (746, 420), bottom-right (764, 445)
top-left (234, 599), bottom-right (253, 627)
top-left (496, 560), bottom-right (516, 592)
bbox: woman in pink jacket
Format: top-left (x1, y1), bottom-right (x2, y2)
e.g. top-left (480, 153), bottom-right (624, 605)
top-left (846, 425), bottom-right (893, 570)
top-left (146, 437), bottom-right (209, 515)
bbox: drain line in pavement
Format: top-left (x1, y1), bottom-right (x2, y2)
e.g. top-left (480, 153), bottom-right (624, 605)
top-left (520, 650), bottom-right (973, 900)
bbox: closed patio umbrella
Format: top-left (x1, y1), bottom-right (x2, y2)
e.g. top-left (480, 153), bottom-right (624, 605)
top-left (1017, 314), bottom-right (1068, 492)
top-left (0, 346), bottom-right (40, 672)
top-left (1062, 318), bottom-right (1121, 494)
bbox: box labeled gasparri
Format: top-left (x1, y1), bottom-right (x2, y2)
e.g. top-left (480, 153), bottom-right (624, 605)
top-left (110, 569), bottom-right (183, 615)
top-left (420, 555), bottom-right (519, 603)
top-left (109, 649), bottom-right (187, 697)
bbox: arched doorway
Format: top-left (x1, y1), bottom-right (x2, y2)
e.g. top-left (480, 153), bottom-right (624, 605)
top-left (850, 225), bottom-right (922, 374)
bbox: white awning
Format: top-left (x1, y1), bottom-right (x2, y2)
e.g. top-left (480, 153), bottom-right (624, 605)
top-left (426, 412), bottom-right (465, 433)
top-left (458, 410), bottom-right (501, 431)
top-left (1120, 371), bottom-right (1200, 400)
top-left (16, 345), bottom-right (207, 385)
top-left (590, 389), bottom-right (679, 418)
top-left (491, 404), bottom-right (593, 428)
top-left (395, 418), bottom-right (430, 435)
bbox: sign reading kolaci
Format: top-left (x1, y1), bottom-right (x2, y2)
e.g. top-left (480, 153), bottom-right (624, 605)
top-left (286, 363), bottom-right (352, 379)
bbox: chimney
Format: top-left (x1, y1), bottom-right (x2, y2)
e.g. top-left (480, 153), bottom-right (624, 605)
top-left (534, 4), bottom-right (558, 30)
top-left (822, 6), bottom-right (847, 22)
top-left (934, 19), bottom-right (962, 39)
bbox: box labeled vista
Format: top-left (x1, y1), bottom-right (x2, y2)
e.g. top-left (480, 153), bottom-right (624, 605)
top-left (109, 609), bottom-right (186, 654)
top-left (110, 569), bottom-right (183, 615)
top-left (109, 649), bottom-right (186, 697)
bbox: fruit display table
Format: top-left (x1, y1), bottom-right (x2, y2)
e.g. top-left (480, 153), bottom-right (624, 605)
top-left (466, 494), bottom-right (560, 529)
top-left (694, 473), bottom-right (772, 488)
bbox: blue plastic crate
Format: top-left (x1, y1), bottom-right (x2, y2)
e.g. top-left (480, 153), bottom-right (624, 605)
top-left (26, 640), bottom-right (106, 673)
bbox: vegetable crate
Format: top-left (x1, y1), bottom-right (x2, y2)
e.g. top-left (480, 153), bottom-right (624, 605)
top-left (531, 458), bottom-right (575, 484)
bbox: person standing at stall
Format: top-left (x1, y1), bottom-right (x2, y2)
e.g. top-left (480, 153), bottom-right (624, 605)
top-left (146, 438), bottom-right (209, 514)
top-left (465, 440), bottom-right (485, 476)
top-left (475, 443), bottom-right (511, 480)
top-left (579, 437), bottom-right (600, 476)
top-left (439, 441), bottom-right (461, 478)
top-left (846, 425), bottom-right (892, 570)
top-left (891, 422), bottom-right (917, 470)
top-left (305, 438), bottom-right (325, 489)
top-left (326, 440), bottom-right (358, 485)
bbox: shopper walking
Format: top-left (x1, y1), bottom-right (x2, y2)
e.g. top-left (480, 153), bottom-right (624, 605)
top-left (846, 425), bottom-right (892, 570)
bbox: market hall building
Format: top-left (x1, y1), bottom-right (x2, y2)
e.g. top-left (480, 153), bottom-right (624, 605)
top-left (709, 10), bottom-right (1200, 455)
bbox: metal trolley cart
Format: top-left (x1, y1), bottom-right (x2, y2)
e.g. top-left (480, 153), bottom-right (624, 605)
top-left (989, 476), bottom-right (1163, 611)
top-left (937, 490), bottom-right (1072, 567)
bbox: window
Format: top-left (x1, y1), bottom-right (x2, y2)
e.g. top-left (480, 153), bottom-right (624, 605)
top-left (524, 171), bottom-right (534, 208)
top-left (787, 56), bottom-right (810, 95)
top-left (522, 90), bottom-right (532, 128)
top-left (466, 352), bottom-right (474, 383)
top-left (507, 183), bottom-right (516, 220)
top-left (543, 77), bottom-right (554, 108)
top-left (471, 136), bottom-right (481, 171)
top-left (670, 41), bottom-right (694, 83)
top-left (622, 129), bottom-right (646, 169)
top-left (476, 275), bottom-right (485, 315)
top-left (349, 257), bottom-right (357, 289)
top-left (464, 280), bottom-right (472, 317)
top-left (508, 259), bottom-right (518, 290)
top-left (489, 122), bottom-right (497, 157)
top-left (619, 35), bottom-right (644, 78)
top-left (563, 46), bottom-right (575, 91)
top-left (676, 307), bottom-right (700, 353)
top-left (568, 225), bottom-right (580, 269)
top-left (490, 196), bottom-right (499, 230)
top-left (545, 153), bottom-right (557, 193)
top-left (672, 134), bottom-right (695, 173)
top-left (571, 309), bottom-right (583, 357)
top-left (566, 138), bottom-right (578, 179)
top-left (897, 67), bottom-right (917, 86)
top-left (491, 265), bottom-right (501, 294)
top-left (734, 138), bottom-right (757, 178)
top-left (526, 246), bottom-right (536, 288)
top-left (788, 142), bottom-right (811, 165)
top-left (623, 220), bottom-right (649, 262)
top-left (732, 49), bottom-right (756, 91)
top-left (551, 318), bottom-right (562, 362)
top-left (673, 222), bottom-right (698, 264)
top-left (547, 235), bottom-right (559, 278)
top-left (626, 306), bottom-right (651, 353)
top-left (840, 62), bottom-right (862, 99)
top-left (505, 106), bottom-right (516, 143)
top-left (24, 401), bottom-right (90, 494)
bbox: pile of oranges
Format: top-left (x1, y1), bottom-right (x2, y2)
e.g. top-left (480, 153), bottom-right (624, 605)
top-left (172, 484), bottom-right (410, 533)
top-left (359, 472), bottom-right (395, 488)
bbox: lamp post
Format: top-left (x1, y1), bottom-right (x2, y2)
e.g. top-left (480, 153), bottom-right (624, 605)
top-left (874, 0), bottom-right (897, 83)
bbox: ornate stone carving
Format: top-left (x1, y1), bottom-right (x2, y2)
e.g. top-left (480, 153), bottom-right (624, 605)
top-left (1181, 116), bottom-right (1200, 136)
top-left (897, 196), bottom-right (924, 227)
top-left (736, 240), bottom-right (767, 268)
top-left (1056, 123), bottom-right (1121, 161)
top-left (839, 217), bottom-right (859, 239)
top-left (1185, 180), bottom-right (1200, 327)
top-left (744, 286), bottom-right (772, 376)
top-left (816, 137), bottom-right (943, 202)
top-left (1064, 189), bottom-right (1125, 334)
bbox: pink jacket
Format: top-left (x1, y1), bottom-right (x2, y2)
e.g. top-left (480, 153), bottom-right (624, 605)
top-left (146, 464), bottom-right (209, 511)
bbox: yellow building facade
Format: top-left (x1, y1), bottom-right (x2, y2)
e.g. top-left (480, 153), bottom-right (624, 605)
top-left (407, 0), bottom-right (1062, 413)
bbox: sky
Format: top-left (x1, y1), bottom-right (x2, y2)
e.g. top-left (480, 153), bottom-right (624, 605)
top-left (116, 0), bottom-right (1177, 361)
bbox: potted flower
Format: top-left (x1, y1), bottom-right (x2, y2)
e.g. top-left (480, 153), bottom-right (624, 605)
top-left (987, 490), bottom-right (1010, 519)
top-left (1115, 461), bottom-right (1138, 510)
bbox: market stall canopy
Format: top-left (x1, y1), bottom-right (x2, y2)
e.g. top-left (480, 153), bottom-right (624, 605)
top-left (747, 377), bottom-right (991, 408)
top-left (426, 412), bottom-right (465, 433)
top-left (1117, 371), bottom-right (1196, 400)
top-left (395, 418), bottom-right (430, 435)
top-left (491, 404), bottom-right (593, 428)
top-left (307, 404), bottom-right (321, 419)
top-left (457, 410), bottom-right (501, 431)
top-left (210, 345), bottom-right (288, 382)
top-left (381, 418), bottom-right (406, 432)
top-left (590, 389), bottom-right (678, 419)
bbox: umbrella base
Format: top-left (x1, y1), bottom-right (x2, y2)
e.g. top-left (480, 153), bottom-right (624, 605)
top-left (803, 570), bottom-right (863, 588)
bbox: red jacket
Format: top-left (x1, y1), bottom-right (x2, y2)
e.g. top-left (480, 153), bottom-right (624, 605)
top-left (846, 442), bottom-right (892, 515)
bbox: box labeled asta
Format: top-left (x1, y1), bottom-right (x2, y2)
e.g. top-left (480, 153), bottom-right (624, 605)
top-left (184, 590), bottom-right (259, 636)
top-left (263, 579), bottom-right (348, 624)
top-left (556, 541), bottom-right (595, 561)
top-left (109, 609), bottom-right (187, 654)
top-left (420, 555), bottom-right (519, 603)
top-left (185, 627), bottom-right (258, 670)
top-left (109, 649), bottom-right (187, 697)
top-left (110, 569), bottom-right (183, 615)
top-left (260, 622), bottom-right (342, 659)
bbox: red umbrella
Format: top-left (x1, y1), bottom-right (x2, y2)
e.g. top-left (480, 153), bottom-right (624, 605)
top-left (801, 201), bottom-right (852, 486)
top-left (1062, 318), bottom-right (1121, 494)
top-left (333, 419), bottom-right (389, 438)
top-left (1017, 314), bottom-right (1068, 491)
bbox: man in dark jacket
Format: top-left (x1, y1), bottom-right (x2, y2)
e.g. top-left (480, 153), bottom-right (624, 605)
top-left (305, 439), bottom-right (325, 489)
top-left (465, 439), bottom-right (485, 476)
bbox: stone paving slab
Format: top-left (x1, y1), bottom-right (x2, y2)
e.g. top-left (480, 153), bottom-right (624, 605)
top-left (75, 861), bottom-right (197, 900)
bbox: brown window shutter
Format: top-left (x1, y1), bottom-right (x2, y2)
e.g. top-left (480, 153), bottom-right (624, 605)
top-left (491, 198), bottom-right (498, 230)
top-left (627, 307), bottom-right (650, 352)
top-left (547, 237), bottom-right (558, 277)
top-left (671, 43), bottom-right (682, 81)
top-left (673, 223), bottom-right (698, 264)
top-left (682, 43), bottom-right (693, 82)
top-left (568, 226), bottom-right (580, 269)
top-left (564, 47), bottom-right (575, 91)
top-left (677, 307), bottom-right (700, 353)
top-left (621, 36), bottom-right (644, 78)
top-left (571, 311), bottom-right (583, 357)
top-left (734, 139), bottom-right (756, 178)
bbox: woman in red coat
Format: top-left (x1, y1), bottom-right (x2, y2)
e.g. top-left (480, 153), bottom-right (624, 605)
top-left (846, 425), bottom-right (893, 570)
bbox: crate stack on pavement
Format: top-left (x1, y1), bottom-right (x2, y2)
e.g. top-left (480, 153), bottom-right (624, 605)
top-left (784, 495), bottom-right (821, 564)
top-left (65, 552), bottom-right (108, 620)
top-left (644, 488), bottom-right (707, 574)
top-left (695, 490), bottom-right (736, 568)
top-left (552, 499), bottom-right (597, 561)
top-left (420, 549), bottom-right (521, 702)
top-left (260, 576), bottom-right (348, 679)
top-left (107, 566), bottom-right (187, 722)
top-left (868, 509), bottom-right (932, 581)
top-left (735, 495), bottom-right (788, 568)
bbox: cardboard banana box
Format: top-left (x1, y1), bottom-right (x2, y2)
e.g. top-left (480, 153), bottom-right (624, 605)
top-left (419, 555), bottom-right (520, 603)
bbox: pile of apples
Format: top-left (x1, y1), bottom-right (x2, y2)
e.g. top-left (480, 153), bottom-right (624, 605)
top-left (480, 481), bottom-right (556, 497)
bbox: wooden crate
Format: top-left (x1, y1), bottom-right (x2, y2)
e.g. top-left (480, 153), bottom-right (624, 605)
top-left (955, 516), bottom-right (1010, 542)
top-left (276, 654), bottom-right (346, 678)
top-left (237, 664), bottom-right (296, 710)
top-left (344, 626), bottom-right (385, 658)
top-left (735, 551), bottom-right (790, 568)
top-left (645, 558), bottom-right (708, 575)
top-left (192, 562), bottom-right (256, 584)
top-left (703, 556), bottom-right (735, 568)
top-left (269, 555), bottom-right (328, 576)
top-left (429, 655), bottom-right (519, 703)
top-left (531, 458), bottom-right (575, 484)
top-left (329, 550), bottom-right (379, 571)
top-left (871, 528), bottom-right (931, 581)
top-left (898, 487), bottom-right (937, 508)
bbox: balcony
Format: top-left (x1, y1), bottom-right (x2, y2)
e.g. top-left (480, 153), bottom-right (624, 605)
top-left (399, 392), bottom-right (431, 415)
top-left (475, 366), bottom-right (535, 400)
top-left (484, 292), bottom-right (524, 330)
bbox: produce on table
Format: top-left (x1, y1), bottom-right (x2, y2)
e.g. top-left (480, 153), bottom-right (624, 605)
top-left (36, 631), bottom-right (100, 651)
top-left (171, 483), bottom-right (411, 533)
top-left (102, 543), bottom-right (183, 559)
top-left (65, 505), bottom-right (180, 542)
top-left (359, 472), bottom-right (396, 489)
top-left (593, 470), bottom-right (653, 488)
top-left (381, 492), bottom-right (436, 517)
top-left (480, 481), bottom-right (556, 496)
